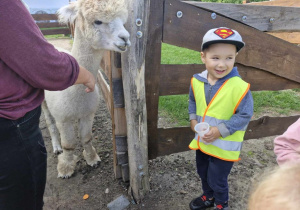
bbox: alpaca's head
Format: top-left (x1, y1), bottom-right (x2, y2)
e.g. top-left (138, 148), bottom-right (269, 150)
top-left (58, 0), bottom-right (131, 52)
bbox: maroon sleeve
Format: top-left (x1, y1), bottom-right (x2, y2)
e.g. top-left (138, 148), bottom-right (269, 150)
top-left (0, 0), bottom-right (79, 91)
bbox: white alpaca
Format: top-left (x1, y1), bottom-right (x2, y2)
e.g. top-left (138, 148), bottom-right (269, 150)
top-left (42, 0), bottom-right (130, 178)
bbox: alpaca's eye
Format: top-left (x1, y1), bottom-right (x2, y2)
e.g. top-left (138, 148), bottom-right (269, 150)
top-left (94, 20), bottom-right (102, 25)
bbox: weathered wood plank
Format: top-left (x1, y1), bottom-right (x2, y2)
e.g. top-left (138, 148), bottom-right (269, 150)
top-left (163, 0), bottom-right (300, 84)
top-left (144, 1), bottom-right (165, 157)
top-left (100, 52), bottom-right (124, 179)
top-left (246, 0), bottom-right (300, 7)
top-left (113, 108), bottom-right (127, 135)
top-left (121, 164), bottom-right (130, 182)
top-left (32, 14), bottom-right (70, 35)
top-left (36, 22), bottom-right (63, 28)
top-left (145, 0), bottom-right (165, 161)
top-left (237, 64), bottom-right (300, 91)
top-left (100, 51), bottom-right (111, 82)
top-left (40, 28), bottom-right (70, 36)
top-left (32, 14), bottom-right (58, 21)
top-left (111, 53), bottom-right (127, 179)
top-left (114, 52), bottom-right (122, 69)
top-left (150, 115), bottom-right (300, 158)
top-left (97, 70), bottom-right (112, 115)
top-left (268, 32), bottom-right (300, 44)
top-left (121, 0), bottom-right (151, 201)
top-left (159, 64), bottom-right (201, 96)
top-left (159, 64), bottom-right (300, 96)
top-left (185, 2), bottom-right (300, 32)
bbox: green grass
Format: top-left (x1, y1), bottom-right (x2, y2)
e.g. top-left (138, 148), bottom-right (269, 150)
top-left (159, 95), bottom-right (190, 126)
top-left (161, 44), bottom-right (202, 64)
top-left (158, 44), bottom-right (300, 127)
top-left (252, 90), bottom-right (300, 115)
top-left (41, 27), bottom-right (68, 30)
top-left (44, 34), bottom-right (67, 39)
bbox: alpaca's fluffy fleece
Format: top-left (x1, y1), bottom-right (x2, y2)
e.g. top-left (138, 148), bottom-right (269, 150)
top-left (58, 0), bottom-right (128, 39)
top-left (78, 0), bottom-right (128, 23)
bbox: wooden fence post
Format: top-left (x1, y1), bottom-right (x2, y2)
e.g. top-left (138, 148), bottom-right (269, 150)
top-left (121, 0), bottom-right (150, 201)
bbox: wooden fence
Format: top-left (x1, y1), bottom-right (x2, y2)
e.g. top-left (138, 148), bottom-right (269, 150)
top-left (99, 0), bottom-right (300, 201)
top-left (32, 14), bottom-right (71, 36)
top-left (146, 0), bottom-right (300, 158)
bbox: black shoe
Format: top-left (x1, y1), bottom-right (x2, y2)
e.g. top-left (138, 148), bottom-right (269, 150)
top-left (189, 194), bottom-right (215, 210)
top-left (214, 202), bottom-right (229, 210)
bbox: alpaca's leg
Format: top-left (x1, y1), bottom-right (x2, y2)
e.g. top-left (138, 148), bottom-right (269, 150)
top-left (41, 101), bottom-right (62, 154)
top-left (79, 114), bottom-right (101, 167)
top-left (56, 121), bottom-right (78, 178)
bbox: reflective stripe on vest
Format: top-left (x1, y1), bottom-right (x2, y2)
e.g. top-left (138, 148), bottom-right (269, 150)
top-left (189, 76), bottom-right (250, 161)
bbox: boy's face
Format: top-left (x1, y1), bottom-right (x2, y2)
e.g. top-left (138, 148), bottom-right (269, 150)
top-left (201, 43), bottom-right (237, 83)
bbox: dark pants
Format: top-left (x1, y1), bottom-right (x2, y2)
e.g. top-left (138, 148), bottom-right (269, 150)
top-left (0, 106), bottom-right (47, 210)
top-left (196, 150), bottom-right (234, 204)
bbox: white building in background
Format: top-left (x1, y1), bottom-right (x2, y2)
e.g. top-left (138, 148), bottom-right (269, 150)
top-left (23, 0), bottom-right (76, 14)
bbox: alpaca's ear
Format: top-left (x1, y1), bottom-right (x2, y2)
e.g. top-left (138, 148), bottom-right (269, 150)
top-left (57, 2), bottom-right (78, 25)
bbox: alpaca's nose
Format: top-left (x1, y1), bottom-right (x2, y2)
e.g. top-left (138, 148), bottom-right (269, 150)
top-left (119, 34), bottom-right (131, 47)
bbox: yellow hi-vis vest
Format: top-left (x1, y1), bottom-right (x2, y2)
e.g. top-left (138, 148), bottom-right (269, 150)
top-left (189, 76), bottom-right (250, 162)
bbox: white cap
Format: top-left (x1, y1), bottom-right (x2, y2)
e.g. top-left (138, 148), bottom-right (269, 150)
top-left (201, 27), bottom-right (245, 52)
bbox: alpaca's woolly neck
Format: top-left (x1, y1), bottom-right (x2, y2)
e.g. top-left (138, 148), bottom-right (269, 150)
top-left (71, 28), bottom-right (104, 79)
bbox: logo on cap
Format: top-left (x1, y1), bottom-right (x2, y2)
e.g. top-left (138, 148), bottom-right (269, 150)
top-left (214, 28), bottom-right (234, 39)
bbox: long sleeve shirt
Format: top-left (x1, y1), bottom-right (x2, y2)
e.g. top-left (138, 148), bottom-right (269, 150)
top-left (0, 0), bottom-right (79, 120)
top-left (188, 67), bottom-right (253, 138)
top-left (274, 118), bottom-right (300, 165)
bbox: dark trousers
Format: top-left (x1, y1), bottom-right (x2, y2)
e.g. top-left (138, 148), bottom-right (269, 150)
top-left (196, 150), bottom-right (234, 204)
top-left (0, 106), bottom-right (47, 210)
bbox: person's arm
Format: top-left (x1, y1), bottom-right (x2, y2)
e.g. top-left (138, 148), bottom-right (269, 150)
top-left (75, 66), bottom-right (96, 92)
top-left (216, 90), bottom-right (253, 138)
top-left (274, 118), bottom-right (300, 165)
top-left (188, 83), bottom-right (197, 132)
top-left (0, 0), bottom-right (80, 91)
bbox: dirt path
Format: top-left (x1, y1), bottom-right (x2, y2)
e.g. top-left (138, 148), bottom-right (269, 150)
top-left (42, 38), bottom-right (279, 210)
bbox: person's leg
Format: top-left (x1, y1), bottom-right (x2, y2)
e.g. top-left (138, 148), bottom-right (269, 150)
top-left (196, 149), bottom-right (214, 198)
top-left (189, 150), bottom-right (215, 210)
top-left (0, 106), bottom-right (47, 210)
top-left (207, 157), bottom-right (234, 207)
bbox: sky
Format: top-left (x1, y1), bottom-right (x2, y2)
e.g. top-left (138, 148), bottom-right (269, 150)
top-left (23, 0), bottom-right (75, 9)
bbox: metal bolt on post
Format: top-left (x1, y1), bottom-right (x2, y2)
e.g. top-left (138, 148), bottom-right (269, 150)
top-left (177, 11), bottom-right (183, 18)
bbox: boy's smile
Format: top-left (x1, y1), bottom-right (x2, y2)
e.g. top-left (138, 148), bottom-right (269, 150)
top-left (201, 43), bottom-right (237, 85)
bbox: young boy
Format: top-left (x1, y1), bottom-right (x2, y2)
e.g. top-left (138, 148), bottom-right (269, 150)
top-left (188, 27), bottom-right (253, 210)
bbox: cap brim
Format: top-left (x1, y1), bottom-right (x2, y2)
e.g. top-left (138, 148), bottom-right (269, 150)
top-left (202, 40), bottom-right (245, 52)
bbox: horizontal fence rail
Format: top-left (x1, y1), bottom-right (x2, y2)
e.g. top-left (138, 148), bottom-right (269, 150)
top-left (159, 64), bottom-right (300, 96)
top-left (186, 2), bottom-right (300, 32)
top-left (32, 14), bottom-right (70, 36)
top-left (155, 115), bottom-right (300, 157)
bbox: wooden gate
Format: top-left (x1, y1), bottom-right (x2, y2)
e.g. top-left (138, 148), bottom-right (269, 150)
top-left (145, 0), bottom-right (300, 159)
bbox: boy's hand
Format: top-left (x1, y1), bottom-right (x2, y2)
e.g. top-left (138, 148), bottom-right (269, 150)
top-left (202, 126), bottom-right (221, 144)
top-left (190, 120), bottom-right (197, 132)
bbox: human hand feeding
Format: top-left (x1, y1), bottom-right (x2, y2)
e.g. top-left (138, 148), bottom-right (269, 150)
top-left (75, 65), bottom-right (96, 92)
top-left (83, 72), bottom-right (96, 93)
